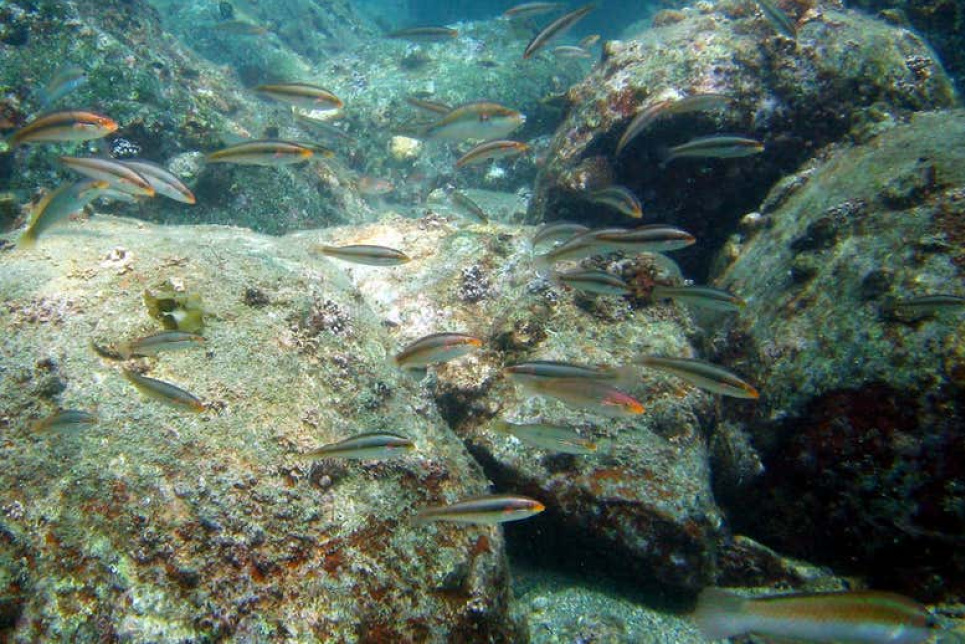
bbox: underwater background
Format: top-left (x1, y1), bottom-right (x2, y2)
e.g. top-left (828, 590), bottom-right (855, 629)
top-left (1, 0), bottom-right (964, 641)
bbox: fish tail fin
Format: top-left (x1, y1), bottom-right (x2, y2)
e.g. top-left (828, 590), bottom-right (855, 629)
top-left (491, 419), bottom-right (512, 434)
top-left (533, 252), bottom-right (554, 278)
top-left (692, 588), bottom-right (749, 640)
top-left (409, 509), bottom-right (432, 525)
top-left (655, 146), bottom-right (672, 168)
top-left (605, 365), bottom-right (638, 388)
top-left (16, 229), bottom-right (37, 249)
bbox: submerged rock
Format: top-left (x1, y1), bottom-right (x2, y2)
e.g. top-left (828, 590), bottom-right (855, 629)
top-left (330, 211), bottom-right (727, 592)
top-left (530, 1), bottom-right (957, 278)
top-left (713, 109), bottom-right (965, 600)
top-left (0, 217), bottom-right (522, 641)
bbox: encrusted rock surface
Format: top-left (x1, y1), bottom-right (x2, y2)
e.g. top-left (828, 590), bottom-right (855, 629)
top-left (712, 109), bottom-right (965, 600)
top-left (530, 0), bottom-right (958, 278)
top-left (334, 212), bottom-right (732, 592)
top-left (0, 216), bottom-right (523, 641)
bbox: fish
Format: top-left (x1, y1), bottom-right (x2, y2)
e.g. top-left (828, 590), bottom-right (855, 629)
top-left (578, 34), bottom-right (600, 48)
top-left (39, 64), bottom-right (88, 108)
top-left (616, 93), bottom-right (734, 155)
top-left (522, 3), bottom-right (596, 59)
top-left (117, 159), bottom-right (196, 204)
top-left (448, 190), bottom-right (489, 224)
top-left (315, 244), bottom-right (411, 266)
top-left (356, 176), bottom-right (394, 196)
top-left (254, 83), bottom-right (344, 111)
top-left (33, 409), bottom-right (97, 432)
top-left (754, 0), bottom-right (797, 39)
top-left (889, 294), bottom-right (965, 317)
top-left (115, 331), bottom-right (206, 359)
top-left (423, 102), bottom-right (525, 142)
top-left (531, 222), bottom-right (590, 249)
top-left (292, 110), bottom-right (356, 144)
top-left (413, 494), bottom-right (545, 524)
top-left (553, 269), bottom-right (631, 296)
top-left (212, 20), bottom-right (267, 35)
top-left (206, 139), bottom-right (314, 165)
top-left (6, 110), bottom-right (118, 148)
top-left (661, 135), bottom-right (765, 163)
top-left (524, 377), bottom-right (645, 417)
top-left (693, 587), bottom-right (934, 643)
top-left (395, 332), bottom-right (483, 369)
top-left (60, 157), bottom-right (155, 198)
top-left (492, 419), bottom-right (597, 454)
top-left (636, 356), bottom-right (759, 399)
top-left (122, 368), bottom-right (205, 412)
top-left (651, 285), bottom-right (745, 311)
top-left (534, 226), bottom-right (630, 267)
top-left (455, 140), bottom-right (529, 168)
top-left (405, 96), bottom-right (453, 115)
top-left (588, 185), bottom-right (643, 218)
top-left (295, 432), bottom-right (415, 460)
top-left (504, 360), bottom-right (630, 385)
top-left (386, 26), bottom-right (458, 41)
top-left (18, 179), bottom-right (108, 249)
top-left (552, 45), bottom-right (593, 59)
top-left (591, 225), bottom-right (697, 252)
top-left (502, 2), bottom-right (566, 19)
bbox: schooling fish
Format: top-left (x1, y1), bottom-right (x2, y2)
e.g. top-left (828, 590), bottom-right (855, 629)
top-left (18, 179), bottom-right (108, 249)
top-left (448, 190), bottom-right (489, 224)
top-left (693, 587), bottom-right (934, 643)
top-left (39, 64), bottom-right (88, 108)
top-left (636, 355), bottom-right (759, 399)
top-left (315, 244), bottom-right (411, 266)
top-left (406, 96), bottom-right (453, 115)
top-left (116, 331), bottom-right (206, 359)
top-left (553, 269), bottom-right (631, 296)
top-left (254, 83), bottom-right (344, 111)
top-left (455, 140), bottom-right (529, 168)
top-left (386, 26), bottom-right (458, 41)
top-left (502, 2), bottom-right (566, 19)
top-left (60, 156), bottom-right (156, 198)
top-left (588, 185), bottom-right (643, 218)
top-left (504, 360), bottom-right (631, 385)
top-left (522, 3), bottom-right (596, 59)
top-left (122, 368), bottom-right (205, 413)
top-left (7, 110), bottom-right (117, 148)
top-left (394, 332), bottom-right (483, 369)
top-left (591, 225), bottom-right (696, 253)
top-left (117, 159), bottom-right (196, 204)
top-left (413, 494), bottom-right (545, 525)
top-left (754, 0), bottom-right (797, 39)
top-left (525, 377), bottom-right (645, 417)
top-left (296, 432), bottom-right (415, 461)
top-left (33, 409), bottom-right (97, 432)
top-left (662, 135), bottom-right (764, 163)
top-left (206, 139), bottom-right (315, 166)
top-left (552, 45), bottom-right (593, 59)
top-left (651, 284), bottom-right (745, 312)
top-left (888, 294), bottom-right (965, 318)
top-left (531, 222), bottom-right (590, 249)
top-left (423, 102), bottom-right (525, 142)
top-left (493, 419), bottom-right (597, 455)
top-left (616, 93), bottom-right (734, 155)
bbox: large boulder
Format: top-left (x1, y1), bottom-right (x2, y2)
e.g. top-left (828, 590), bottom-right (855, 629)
top-left (712, 109), bottom-right (965, 600)
top-left (0, 216), bottom-right (523, 641)
top-left (530, 0), bottom-right (958, 278)
top-left (331, 202), bottom-right (731, 592)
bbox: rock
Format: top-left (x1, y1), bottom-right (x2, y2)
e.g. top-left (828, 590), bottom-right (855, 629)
top-left (334, 209), bottom-right (726, 592)
top-left (529, 2), bottom-right (957, 278)
top-left (0, 216), bottom-right (523, 641)
top-left (713, 110), bottom-right (965, 601)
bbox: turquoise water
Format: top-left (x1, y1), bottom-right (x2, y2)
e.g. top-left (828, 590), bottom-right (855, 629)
top-left (0, 0), bottom-right (963, 640)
